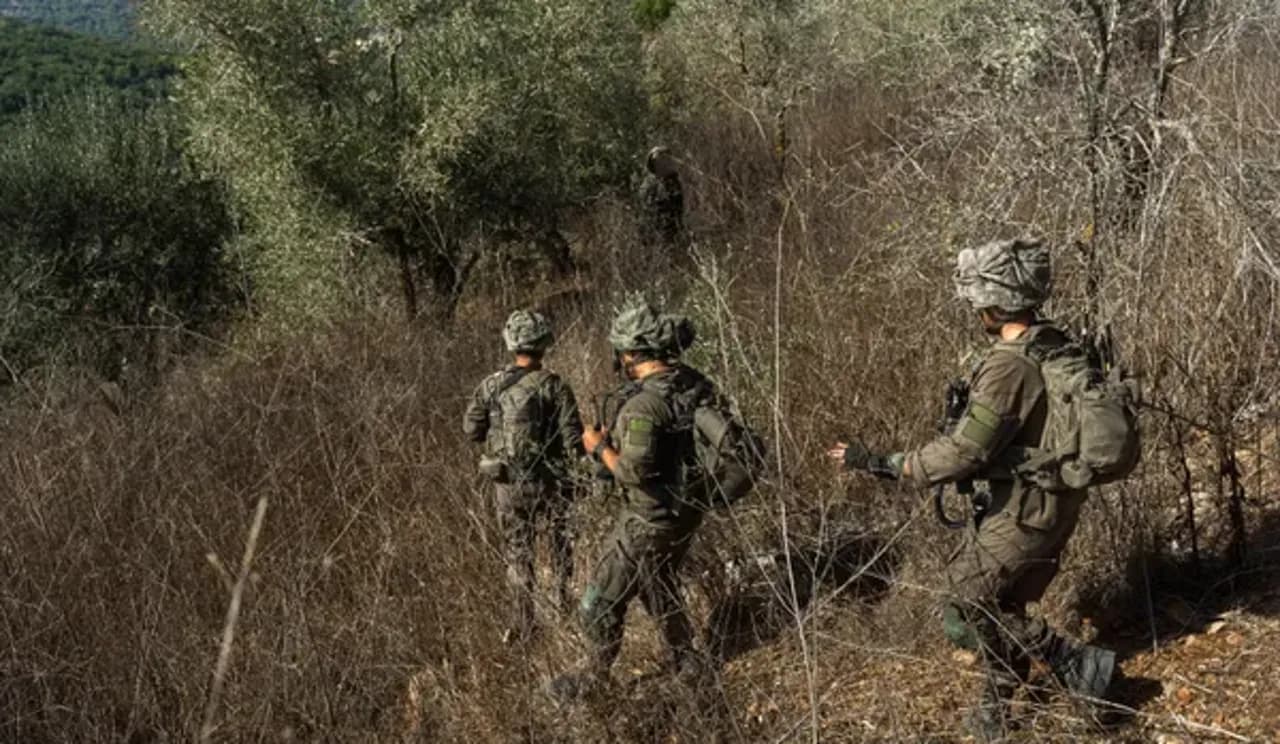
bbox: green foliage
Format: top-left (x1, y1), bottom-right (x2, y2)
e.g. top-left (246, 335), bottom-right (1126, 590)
top-left (0, 94), bottom-right (240, 383)
top-left (648, 0), bottom-right (863, 129)
top-left (1, 0), bottom-right (135, 38)
top-left (0, 17), bottom-right (176, 119)
top-left (633, 0), bottom-right (677, 30)
top-left (143, 0), bottom-right (651, 321)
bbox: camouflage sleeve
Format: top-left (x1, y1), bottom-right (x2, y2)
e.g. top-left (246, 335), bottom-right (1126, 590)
top-left (664, 175), bottom-right (684, 209)
top-left (638, 174), bottom-right (660, 208)
top-left (461, 378), bottom-right (491, 443)
top-left (610, 392), bottom-right (667, 487)
top-left (551, 376), bottom-right (585, 457)
top-left (904, 351), bottom-right (1034, 488)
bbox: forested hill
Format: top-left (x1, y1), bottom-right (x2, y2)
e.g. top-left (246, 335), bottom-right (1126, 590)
top-left (0, 16), bottom-right (175, 118)
top-left (0, 0), bottom-right (134, 38)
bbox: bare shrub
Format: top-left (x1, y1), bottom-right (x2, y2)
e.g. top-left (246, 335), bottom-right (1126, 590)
top-left (4, 2), bottom-right (1280, 742)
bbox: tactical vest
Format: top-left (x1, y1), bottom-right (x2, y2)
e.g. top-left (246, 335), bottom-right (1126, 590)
top-left (486, 367), bottom-right (557, 480)
top-left (617, 366), bottom-right (765, 509)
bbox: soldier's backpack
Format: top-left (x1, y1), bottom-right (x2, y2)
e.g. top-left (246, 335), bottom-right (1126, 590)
top-left (484, 367), bottom-right (554, 481)
top-left (648, 368), bottom-right (768, 509)
top-left (1010, 335), bottom-right (1141, 491)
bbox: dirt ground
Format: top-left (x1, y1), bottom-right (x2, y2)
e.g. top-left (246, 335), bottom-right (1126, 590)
top-left (517, 567), bottom-right (1280, 743)
top-left (715, 585), bottom-right (1280, 742)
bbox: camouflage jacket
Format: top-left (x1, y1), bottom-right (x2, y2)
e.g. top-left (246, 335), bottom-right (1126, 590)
top-left (607, 366), bottom-right (705, 524)
top-left (639, 173), bottom-right (684, 243)
top-left (904, 323), bottom-right (1085, 524)
top-left (462, 365), bottom-right (584, 481)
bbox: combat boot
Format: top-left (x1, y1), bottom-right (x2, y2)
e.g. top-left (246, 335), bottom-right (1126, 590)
top-left (963, 689), bottom-right (1011, 741)
top-left (673, 650), bottom-right (718, 694)
top-left (1050, 642), bottom-right (1116, 701)
top-left (963, 666), bottom-right (1020, 743)
top-left (546, 663), bottom-right (608, 706)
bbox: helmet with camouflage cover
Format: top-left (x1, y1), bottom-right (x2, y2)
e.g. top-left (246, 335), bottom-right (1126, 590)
top-left (953, 238), bottom-right (1052, 313)
top-left (608, 296), bottom-right (693, 356)
top-left (503, 309), bottom-right (554, 353)
top-left (646, 146), bottom-right (677, 178)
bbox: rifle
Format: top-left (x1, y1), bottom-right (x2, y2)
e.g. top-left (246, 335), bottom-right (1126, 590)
top-left (933, 378), bottom-right (991, 529)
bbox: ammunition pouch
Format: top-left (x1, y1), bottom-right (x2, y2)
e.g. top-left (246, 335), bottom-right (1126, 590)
top-left (935, 478), bottom-right (994, 530)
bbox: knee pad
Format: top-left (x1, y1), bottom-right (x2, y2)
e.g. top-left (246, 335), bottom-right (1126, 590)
top-left (578, 585), bottom-right (618, 645)
top-left (942, 604), bottom-right (980, 651)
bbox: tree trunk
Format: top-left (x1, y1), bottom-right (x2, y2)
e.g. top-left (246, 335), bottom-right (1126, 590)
top-left (1174, 424), bottom-right (1201, 573)
top-left (425, 241), bottom-right (479, 322)
top-left (536, 224), bottom-right (575, 276)
top-left (389, 229), bottom-right (419, 323)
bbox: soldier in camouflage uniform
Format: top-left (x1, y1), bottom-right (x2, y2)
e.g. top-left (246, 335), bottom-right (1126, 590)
top-left (549, 299), bottom-right (709, 701)
top-left (830, 240), bottom-right (1116, 740)
top-left (639, 146), bottom-right (684, 247)
top-left (463, 310), bottom-right (584, 644)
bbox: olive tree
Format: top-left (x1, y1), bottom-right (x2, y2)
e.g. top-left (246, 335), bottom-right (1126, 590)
top-left (0, 94), bottom-right (238, 386)
top-left (144, 0), bottom-right (650, 321)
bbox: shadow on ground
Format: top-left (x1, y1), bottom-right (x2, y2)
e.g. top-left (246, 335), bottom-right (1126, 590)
top-left (1083, 509), bottom-right (1280, 661)
top-left (700, 529), bottom-right (901, 663)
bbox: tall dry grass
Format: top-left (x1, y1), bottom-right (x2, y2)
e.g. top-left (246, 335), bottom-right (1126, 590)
top-left (4, 8), bottom-right (1280, 743)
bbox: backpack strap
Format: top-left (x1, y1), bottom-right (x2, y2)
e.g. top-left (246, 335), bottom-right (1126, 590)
top-left (982, 326), bottom-right (1060, 479)
top-left (488, 367), bottom-right (533, 407)
top-left (991, 325), bottom-right (1087, 486)
top-left (487, 367), bottom-right (552, 423)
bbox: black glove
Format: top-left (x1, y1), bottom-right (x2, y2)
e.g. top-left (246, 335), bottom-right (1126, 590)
top-left (842, 441), bottom-right (873, 471)
top-left (844, 442), bottom-right (902, 481)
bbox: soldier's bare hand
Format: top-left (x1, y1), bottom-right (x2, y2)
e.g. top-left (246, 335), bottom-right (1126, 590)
top-left (827, 442), bottom-right (849, 464)
top-left (583, 427), bottom-right (607, 453)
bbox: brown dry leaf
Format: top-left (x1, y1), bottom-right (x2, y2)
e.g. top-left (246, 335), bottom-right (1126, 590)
top-left (1226, 632), bottom-right (1245, 647)
top-left (952, 650), bottom-right (977, 666)
top-left (1175, 686), bottom-right (1194, 706)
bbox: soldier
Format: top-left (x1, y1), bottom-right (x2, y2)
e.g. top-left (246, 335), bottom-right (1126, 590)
top-left (828, 239), bottom-right (1117, 739)
top-left (639, 145), bottom-right (684, 247)
top-left (463, 310), bottom-right (584, 644)
top-left (549, 299), bottom-right (710, 701)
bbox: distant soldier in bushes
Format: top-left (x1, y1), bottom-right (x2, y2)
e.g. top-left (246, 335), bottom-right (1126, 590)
top-left (549, 299), bottom-right (715, 701)
top-left (463, 310), bottom-right (584, 644)
top-left (829, 239), bottom-right (1131, 740)
top-left (639, 145), bottom-right (684, 247)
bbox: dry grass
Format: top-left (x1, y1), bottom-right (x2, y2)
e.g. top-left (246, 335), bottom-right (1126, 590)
top-left (5, 7), bottom-right (1280, 743)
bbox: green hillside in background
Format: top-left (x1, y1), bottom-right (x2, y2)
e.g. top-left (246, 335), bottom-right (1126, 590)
top-left (0, 16), bottom-right (175, 119)
top-left (0, 0), bottom-right (134, 38)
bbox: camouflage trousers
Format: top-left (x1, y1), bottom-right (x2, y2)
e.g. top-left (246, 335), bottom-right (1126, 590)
top-left (579, 507), bottom-right (703, 675)
top-left (495, 479), bottom-right (575, 642)
top-left (942, 486), bottom-right (1085, 686)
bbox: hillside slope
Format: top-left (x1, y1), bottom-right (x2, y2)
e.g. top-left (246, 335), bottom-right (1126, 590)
top-left (0, 16), bottom-right (174, 118)
top-left (0, 0), bottom-right (133, 38)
